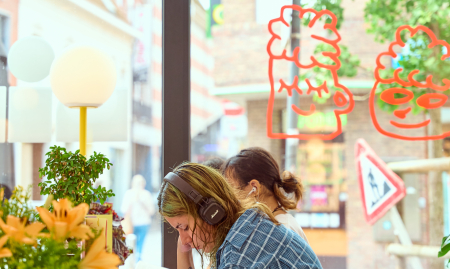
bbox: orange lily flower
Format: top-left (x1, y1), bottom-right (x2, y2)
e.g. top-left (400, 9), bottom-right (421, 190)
top-left (0, 234), bottom-right (11, 258)
top-left (0, 215), bottom-right (45, 245)
top-left (78, 232), bottom-right (121, 269)
top-left (36, 199), bottom-right (94, 241)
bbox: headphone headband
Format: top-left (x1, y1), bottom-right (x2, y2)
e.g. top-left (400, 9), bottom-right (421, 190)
top-left (163, 171), bottom-right (226, 225)
top-left (164, 172), bottom-right (204, 204)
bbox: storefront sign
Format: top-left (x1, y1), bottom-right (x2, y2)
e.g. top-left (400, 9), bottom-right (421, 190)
top-left (310, 185), bottom-right (328, 206)
top-left (131, 5), bottom-right (151, 82)
top-left (297, 139), bottom-right (344, 214)
top-left (212, 3), bottom-right (224, 25)
top-left (220, 115), bottom-right (247, 138)
top-left (298, 112), bottom-right (347, 130)
top-left (295, 212), bottom-right (340, 229)
top-left (206, 0), bottom-right (223, 37)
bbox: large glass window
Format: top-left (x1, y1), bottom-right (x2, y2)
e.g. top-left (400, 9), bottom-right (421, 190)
top-left (2, 0), bottom-right (450, 268)
top-left (190, 0), bottom-right (449, 269)
top-left (0, 0), bottom-right (162, 268)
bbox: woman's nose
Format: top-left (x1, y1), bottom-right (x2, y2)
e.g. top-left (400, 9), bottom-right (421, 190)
top-left (179, 231), bottom-right (192, 245)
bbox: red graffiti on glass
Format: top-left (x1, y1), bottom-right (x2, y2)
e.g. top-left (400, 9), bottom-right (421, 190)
top-left (267, 5), bottom-right (354, 140)
top-left (370, 25), bottom-right (450, 140)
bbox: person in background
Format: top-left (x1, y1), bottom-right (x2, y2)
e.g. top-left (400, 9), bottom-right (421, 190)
top-left (121, 174), bottom-right (155, 262)
top-left (222, 147), bottom-right (309, 243)
top-left (443, 137), bottom-right (450, 157)
top-left (0, 184), bottom-right (12, 202)
top-left (203, 157), bottom-right (224, 171)
top-left (159, 163), bottom-right (322, 269)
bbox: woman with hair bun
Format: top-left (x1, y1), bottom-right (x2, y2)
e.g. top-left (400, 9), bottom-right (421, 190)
top-left (222, 147), bottom-right (308, 243)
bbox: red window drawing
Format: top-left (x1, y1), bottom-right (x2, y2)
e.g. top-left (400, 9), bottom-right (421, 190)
top-left (266, 5), bottom-right (354, 140)
top-left (370, 25), bottom-right (450, 141)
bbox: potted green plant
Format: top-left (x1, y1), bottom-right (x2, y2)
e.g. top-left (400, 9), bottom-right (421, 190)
top-left (38, 145), bottom-right (115, 205)
top-left (38, 145), bottom-right (132, 265)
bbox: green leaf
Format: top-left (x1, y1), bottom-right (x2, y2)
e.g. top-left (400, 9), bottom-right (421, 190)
top-left (439, 235), bottom-right (450, 257)
top-left (424, 57), bottom-right (436, 67)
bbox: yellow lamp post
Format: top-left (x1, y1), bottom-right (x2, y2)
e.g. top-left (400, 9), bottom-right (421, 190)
top-left (49, 46), bottom-right (117, 156)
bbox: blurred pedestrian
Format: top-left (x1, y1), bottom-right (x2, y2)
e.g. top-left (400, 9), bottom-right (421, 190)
top-left (0, 183), bottom-right (11, 202)
top-left (203, 157), bottom-right (225, 171)
top-left (121, 174), bottom-right (155, 262)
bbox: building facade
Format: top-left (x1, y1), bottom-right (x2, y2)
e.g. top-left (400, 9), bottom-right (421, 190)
top-left (209, 0), bottom-right (430, 268)
top-left (130, 0), bottom-right (223, 191)
top-left (13, 0), bottom-right (136, 206)
top-left (0, 0), bottom-right (18, 196)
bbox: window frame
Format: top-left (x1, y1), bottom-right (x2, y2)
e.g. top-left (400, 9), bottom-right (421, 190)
top-left (161, 1), bottom-right (191, 268)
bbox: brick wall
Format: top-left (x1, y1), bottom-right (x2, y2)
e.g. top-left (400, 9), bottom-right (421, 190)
top-left (212, 21), bottom-right (275, 86)
top-left (247, 98), bottom-right (284, 166)
top-left (0, 0), bottom-right (19, 86)
top-left (223, 0), bottom-right (255, 24)
top-left (214, 0), bottom-right (430, 268)
top-left (213, 0), bottom-right (389, 88)
top-left (340, 0), bottom-right (387, 79)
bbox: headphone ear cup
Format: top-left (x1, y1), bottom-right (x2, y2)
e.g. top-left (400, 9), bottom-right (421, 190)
top-left (198, 198), bottom-right (226, 225)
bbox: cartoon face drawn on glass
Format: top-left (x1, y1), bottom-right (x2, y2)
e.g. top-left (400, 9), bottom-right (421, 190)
top-left (266, 5), bottom-right (354, 140)
top-left (370, 25), bottom-right (450, 140)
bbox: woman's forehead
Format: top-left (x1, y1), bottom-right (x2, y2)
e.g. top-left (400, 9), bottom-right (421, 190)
top-left (165, 214), bottom-right (197, 229)
top-left (165, 215), bottom-right (188, 227)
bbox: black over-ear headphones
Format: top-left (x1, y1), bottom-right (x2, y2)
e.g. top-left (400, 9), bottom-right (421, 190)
top-left (164, 172), bottom-right (226, 225)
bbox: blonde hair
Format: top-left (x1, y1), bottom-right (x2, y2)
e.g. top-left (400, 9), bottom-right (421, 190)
top-left (157, 162), bottom-right (277, 268)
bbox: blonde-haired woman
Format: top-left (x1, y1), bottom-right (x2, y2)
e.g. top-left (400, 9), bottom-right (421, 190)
top-left (158, 163), bottom-right (322, 269)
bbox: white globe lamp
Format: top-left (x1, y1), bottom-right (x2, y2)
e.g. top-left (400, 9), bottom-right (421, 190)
top-left (8, 36), bottom-right (55, 82)
top-left (50, 46), bottom-right (117, 155)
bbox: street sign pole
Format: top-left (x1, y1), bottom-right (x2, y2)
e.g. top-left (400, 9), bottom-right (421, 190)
top-left (390, 206), bottom-right (423, 269)
top-left (355, 139), bottom-right (423, 269)
top-left (285, 0), bottom-right (300, 173)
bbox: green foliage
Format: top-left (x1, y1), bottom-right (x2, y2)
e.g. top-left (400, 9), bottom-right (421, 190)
top-left (364, 0), bottom-right (450, 113)
top-left (438, 234), bottom-right (450, 266)
top-left (300, 0), bottom-right (361, 103)
top-left (38, 146), bottom-right (115, 206)
top-left (302, 0), bottom-right (344, 30)
top-left (301, 43), bottom-right (361, 103)
top-left (2, 237), bottom-right (83, 269)
top-left (364, 0), bottom-right (450, 43)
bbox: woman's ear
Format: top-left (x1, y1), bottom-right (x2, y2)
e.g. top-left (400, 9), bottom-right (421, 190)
top-left (249, 179), bottom-right (261, 193)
